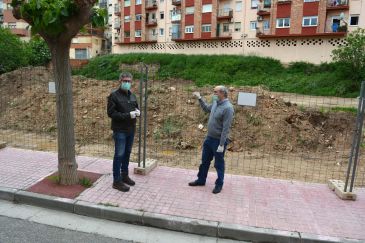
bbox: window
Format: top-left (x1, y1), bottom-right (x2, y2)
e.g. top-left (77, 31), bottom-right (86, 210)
top-left (302, 16), bottom-right (318, 26)
top-left (304, 0), bottom-right (317, 2)
top-left (159, 28), bottom-right (164, 36)
top-left (136, 14), bottom-right (142, 21)
top-left (350, 15), bottom-right (359, 26)
top-left (185, 25), bottom-right (194, 33)
top-left (160, 11), bottom-right (164, 19)
top-left (124, 15), bottom-right (131, 22)
top-left (234, 22), bottom-right (241, 32)
top-left (202, 4), bottom-right (212, 13)
top-left (235, 1), bottom-right (242, 11)
top-left (136, 0), bottom-right (142, 4)
top-left (223, 23), bottom-right (230, 32)
top-left (202, 24), bottom-right (211, 32)
top-left (135, 30), bottom-right (142, 37)
top-left (263, 20), bottom-right (270, 30)
top-left (124, 0), bottom-right (130, 7)
top-left (8, 22), bottom-right (16, 28)
top-left (160, 0), bottom-right (164, 3)
top-left (152, 29), bottom-right (157, 36)
top-left (124, 31), bottom-right (130, 37)
top-left (276, 18), bottom-right (290, 28)
top-left (250, 21), bottom-right (257, 30)
top-left (186, 6), bottom-right (194, 15)
top-left (251, 0), bottom-right (258, 8)
top-left (75, 49), bottom-right (88, 59)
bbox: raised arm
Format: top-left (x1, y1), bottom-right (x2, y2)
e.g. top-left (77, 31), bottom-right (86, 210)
top-left (193, 91), bottom-right (212, 113)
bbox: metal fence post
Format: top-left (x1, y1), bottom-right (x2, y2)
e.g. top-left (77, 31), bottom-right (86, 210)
top-left (344, 81), bottom-right (365, 192)
top-left (143, 64), bottom-right (148, 169)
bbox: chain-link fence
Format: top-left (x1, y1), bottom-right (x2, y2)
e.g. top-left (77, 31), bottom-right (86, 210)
top-left (0, 64), bottom-right (364, 186)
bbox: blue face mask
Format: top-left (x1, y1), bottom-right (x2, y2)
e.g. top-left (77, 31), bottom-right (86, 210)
top-left (212, 95), bottom-right (219, 103)
top-left (121, 82), bottom-right (131, 91)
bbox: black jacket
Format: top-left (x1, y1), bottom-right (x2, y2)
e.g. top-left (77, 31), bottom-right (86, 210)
top-left (107, 88), bottom-right (139, 132)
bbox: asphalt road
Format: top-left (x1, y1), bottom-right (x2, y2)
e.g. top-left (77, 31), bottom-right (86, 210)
top-left (0, 215), bottom-right (132, 243)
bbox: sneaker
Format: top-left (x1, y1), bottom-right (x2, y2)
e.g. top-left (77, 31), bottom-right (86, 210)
top-left (212, 185), bottom-right (222, 194)
top-left (188, 180), bottom-right (205, 186)
top-left (122, 173), bottom-right (136, 186)
top-left (112, 181), bottom-right (130, 192)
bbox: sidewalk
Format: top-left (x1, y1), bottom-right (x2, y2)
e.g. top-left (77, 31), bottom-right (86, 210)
top-left (0, 147), bottom-right (364, 242)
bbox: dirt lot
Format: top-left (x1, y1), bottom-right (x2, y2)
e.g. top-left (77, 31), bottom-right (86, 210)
top-left (0, 67), bottom-right (364, 185)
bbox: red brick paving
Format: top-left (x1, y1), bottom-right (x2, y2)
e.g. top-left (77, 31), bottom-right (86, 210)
top-left (27, 171), bottom-right (102, 199)
top-left (1, 147), bottom-right (365, 240)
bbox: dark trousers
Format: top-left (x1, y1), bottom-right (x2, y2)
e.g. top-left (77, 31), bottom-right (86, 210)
top-left (197, 136), bottom-right (227, 187)
top-left (112, 131), bottom-right (134, 183)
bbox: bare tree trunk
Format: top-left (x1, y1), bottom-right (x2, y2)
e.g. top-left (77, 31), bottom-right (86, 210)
top-left (50, 41), bottom-right (78, 185)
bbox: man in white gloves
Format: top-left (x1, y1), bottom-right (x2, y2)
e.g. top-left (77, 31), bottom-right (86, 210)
top-left (107, 72), bottom-right (140, 192)
top-left (189, 86), bottom-right (234, 194)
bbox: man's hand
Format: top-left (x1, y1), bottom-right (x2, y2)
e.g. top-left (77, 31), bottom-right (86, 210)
top-left (135, 109), bottom-right (141, 117)
top-left (217, 145), bottom-right (224, 153)
top-left (192, 92), bottom-right (201, 99)
top-left (130, 111), bottom-right (137, 119)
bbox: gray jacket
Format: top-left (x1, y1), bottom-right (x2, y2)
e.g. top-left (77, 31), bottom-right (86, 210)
top-left (199, 98), bottom-right (234, 146)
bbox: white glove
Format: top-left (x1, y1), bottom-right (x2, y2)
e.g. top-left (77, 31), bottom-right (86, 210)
top-left (192, 92), bottom-right (201, 99)
top-left (130, 111), bottom-right (137, 119)
top-left (135, 109), bottom-right (141, 117)
top-left (217, 145), bottom-right (224, 153)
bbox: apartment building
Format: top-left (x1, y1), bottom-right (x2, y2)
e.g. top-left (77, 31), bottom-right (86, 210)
top-left (111, 0), bottom-right (364, 63)
top-left (1, 0), bottom-right (31, 40)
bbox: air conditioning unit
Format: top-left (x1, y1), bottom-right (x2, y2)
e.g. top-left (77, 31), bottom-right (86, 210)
top-left (257, 16), bottom-right (263, 21)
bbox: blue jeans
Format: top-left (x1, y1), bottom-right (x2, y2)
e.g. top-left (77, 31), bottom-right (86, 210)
top-left (113, 131), bottom-right (134, 183)
top-left (197, 136), bottom-right (227, 187)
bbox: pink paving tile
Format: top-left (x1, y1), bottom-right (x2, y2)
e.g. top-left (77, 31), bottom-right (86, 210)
top-left (1, 147), bottom-right (365, 240)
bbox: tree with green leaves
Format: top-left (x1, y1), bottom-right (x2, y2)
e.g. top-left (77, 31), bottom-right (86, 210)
top-left (0, 27), bottom-right (29, 74)
top-left (11, 0), bottom-right (106, 185)
top-left (27, 36), bottom-right (52, 66)
top-left (332, 28), bottom-right (365, 87)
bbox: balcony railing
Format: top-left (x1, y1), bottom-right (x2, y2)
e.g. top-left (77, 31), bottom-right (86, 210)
top-left (171, 13), bottom-right (181, 22)
top-left (327, 0), bottom-right (349, 8)
top-left (172, 0), bottom-right (181, 5)
top-left (146, 19), bottom-right (158, 26)
top-left (217, 9), bottom-right (233, 18)
top-left (217, 30), bottom-right (232, 38)
top-left (114, 21), bottom-right (121, 29)
top-left (146, 0), bottom-right (158, 9)
top-left (114, 4), bottom-right (121, 14)
top-left (172, 31), bottom-right (182, 40)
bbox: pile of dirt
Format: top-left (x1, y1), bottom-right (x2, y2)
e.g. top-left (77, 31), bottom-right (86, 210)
top-left (0, 67), bottom-right (357, 154)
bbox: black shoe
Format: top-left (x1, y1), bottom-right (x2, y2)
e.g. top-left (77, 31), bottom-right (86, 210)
top-left (113, 181), bottom-right (130, 192)
top-left (212, 185), bottom-right (222, 194)
top-left (122, 173), bottom-right (135, 186)
top-left (188, 180), bottom-right (205, 186)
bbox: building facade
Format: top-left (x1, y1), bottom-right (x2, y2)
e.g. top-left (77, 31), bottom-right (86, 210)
top-left (1, 0), bottom-right (31, 40)
top-left (111, 0), bottom-right (364, 63)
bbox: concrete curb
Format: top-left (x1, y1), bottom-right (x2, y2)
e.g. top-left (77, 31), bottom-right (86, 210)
top-left (0, 186), bottom-right (361, 243)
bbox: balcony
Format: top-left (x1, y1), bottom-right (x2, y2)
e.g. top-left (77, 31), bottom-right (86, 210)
top-left (277, 0), bottom-right (292, 4)
top-left (217, 30), bottom-right (232, 38)
top-left (171, 31), bottom-right (182, 40)
top-left (327, 0), bottom-right (349, 10)
top-left (146, 19), bottom-right (158, 27)
top-left (114, 36), bottom-right (122, 44)
top-left (171, 13), bottom-right (181, 23)
top-left (99, 1), bottom-right (107, 8)
top-left (146, 0), bottom-right (158, 10)
top-left (114, 4), bottom-right (121, 15)
top-left (217, 9), bottom-right (233, 21)
top-left (172, 0), bottom-right (181, 6)
top-left (114, 21), bottom-right (121, 29)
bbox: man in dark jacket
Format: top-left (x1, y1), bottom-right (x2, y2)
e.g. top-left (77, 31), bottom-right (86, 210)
top-left (107, 72), bottom-right (140, 192)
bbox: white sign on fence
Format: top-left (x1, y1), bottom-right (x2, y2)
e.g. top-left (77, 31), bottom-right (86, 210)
top-left (237, 92), bottom-right (257, 107)
top-left (48, 82), bottom-right (56, 94)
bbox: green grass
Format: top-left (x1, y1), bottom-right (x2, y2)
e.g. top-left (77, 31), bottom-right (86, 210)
top-left (79, 177), bottom-right (93, 188)
top-left (73, 53), bottom-right (360, 98)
